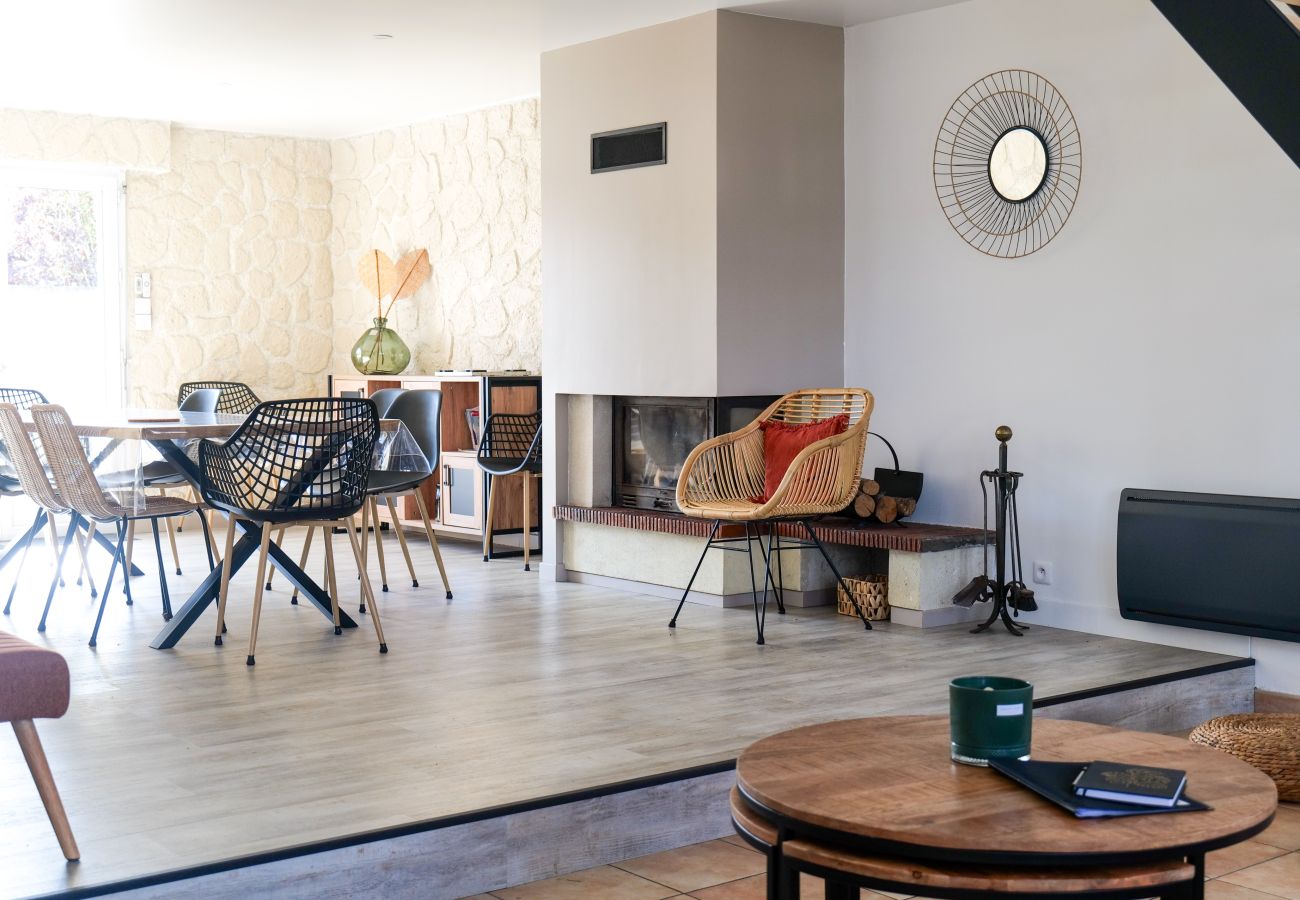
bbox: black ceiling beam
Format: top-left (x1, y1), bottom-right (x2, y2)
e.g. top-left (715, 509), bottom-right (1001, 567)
top-left (1148, 0), bottom-right (1300, 169)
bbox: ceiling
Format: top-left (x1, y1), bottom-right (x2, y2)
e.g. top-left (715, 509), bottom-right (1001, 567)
top-left (0, 0), bottom-right (970, 140)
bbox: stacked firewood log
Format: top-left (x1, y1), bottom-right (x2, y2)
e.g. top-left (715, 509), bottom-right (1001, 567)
top-left (850, 478), bottom-right (918, 524)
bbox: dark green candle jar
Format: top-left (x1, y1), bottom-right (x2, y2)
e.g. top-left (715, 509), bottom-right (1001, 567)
top-left (949, 675), bottom-right (1033, 766)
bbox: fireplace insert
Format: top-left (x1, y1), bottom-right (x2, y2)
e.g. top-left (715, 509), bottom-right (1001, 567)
top-left (613, 395), bottom-right (777, 510)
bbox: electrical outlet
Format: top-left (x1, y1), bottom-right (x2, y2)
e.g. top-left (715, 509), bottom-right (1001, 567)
top-left (1032, 561), bottom-right (1053, 585)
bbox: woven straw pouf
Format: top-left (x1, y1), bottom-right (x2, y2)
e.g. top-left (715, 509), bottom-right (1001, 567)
top-left (1189, 714), bottom-right (1300, 802)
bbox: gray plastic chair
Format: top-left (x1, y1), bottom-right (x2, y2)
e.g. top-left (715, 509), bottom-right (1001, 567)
top-left (362, 390), bottom-right (451, 599)
top-left (368, 388), bottom-right (406, 419)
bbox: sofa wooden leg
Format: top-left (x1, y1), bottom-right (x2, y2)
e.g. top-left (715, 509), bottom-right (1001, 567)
top-left (12, 719), bottom-right (79, 861)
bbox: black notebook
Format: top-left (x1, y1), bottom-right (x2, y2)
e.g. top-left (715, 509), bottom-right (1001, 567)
top-left (1074, 761), bottom-right (1187, 807)
top-left (989, 758), bottom-right (1211, 819)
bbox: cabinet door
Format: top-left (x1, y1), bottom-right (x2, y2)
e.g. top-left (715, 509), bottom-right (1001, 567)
top-left (440, 455), bottom-right (482, 530)
top-left (333, 377), bottom-right (370, 399)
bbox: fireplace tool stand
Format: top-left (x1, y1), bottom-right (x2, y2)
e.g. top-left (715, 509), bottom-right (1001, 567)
top-left (969, 425), bottom-right (1035, 637)
top-left (668, 520), bottom-right (873, 644)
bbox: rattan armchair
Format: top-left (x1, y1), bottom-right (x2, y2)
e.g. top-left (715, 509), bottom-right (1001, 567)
top-left (669, 388), bottom-right (875, 643)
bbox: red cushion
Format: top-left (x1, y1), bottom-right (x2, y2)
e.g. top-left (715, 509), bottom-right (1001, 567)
top-left (752, 414), bottom-right (849, 503)
top-left (0, 631), bottom-right (69, 722)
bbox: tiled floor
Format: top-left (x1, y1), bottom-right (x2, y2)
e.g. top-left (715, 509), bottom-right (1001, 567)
top-left (469, 803), bottom-right (1300, 900)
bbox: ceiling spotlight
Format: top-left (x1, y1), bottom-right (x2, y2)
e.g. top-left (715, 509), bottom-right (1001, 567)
top-left (372, 33), bottom-right (393, 40)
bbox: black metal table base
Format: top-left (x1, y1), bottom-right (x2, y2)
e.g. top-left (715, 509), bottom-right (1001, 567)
top-left (146, 439), bottom-right (354, 649)
top-left (668, 519), bottom-right (873, 644)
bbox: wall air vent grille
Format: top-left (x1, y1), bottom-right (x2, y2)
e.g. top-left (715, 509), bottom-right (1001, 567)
top-left (592, 123), bottom-right (667, 173)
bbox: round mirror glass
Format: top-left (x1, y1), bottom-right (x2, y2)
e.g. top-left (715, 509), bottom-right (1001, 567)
top-left (988, 127), bottom-right (1047, 202)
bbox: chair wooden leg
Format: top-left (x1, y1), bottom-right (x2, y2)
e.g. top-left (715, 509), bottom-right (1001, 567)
top-left (370, 498), bottom-right (390, 593)
top-left (385, 497), bottom-right (419, 587)
top-left (290, 525), bottom-right (314, 605)
top-left (483, 475), bottom-right (498, 562)
top-left (163, 510), bottom-right (182, 576)
top-left (522, 472), bottom-right (532, 572)
top-left (245, 525), bottom-right (273, 666)
top-left (345, 516), bottom-right (386, 653)
top-left (356, 501), bottom-right (370, 613)
top-left (265, 526), bottom-right (287, 590)
top-left (413, 490), bottom-right (451, 599)
top-left (322, 525), bottom-right (342, 635)
top-left (215, 514), bottom-right (238, 644)
top-left (12, 719), bottom-right (79, 861)
top-left (45, 514), bottom-right (63, 587)
top-left (123, 520), bottom-right (136, 602)
top-left (72, 518), bottom-right (96, 597)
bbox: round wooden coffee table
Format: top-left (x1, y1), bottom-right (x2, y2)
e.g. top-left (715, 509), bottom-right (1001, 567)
top-left (736, 716), bottom-right (1277, 899)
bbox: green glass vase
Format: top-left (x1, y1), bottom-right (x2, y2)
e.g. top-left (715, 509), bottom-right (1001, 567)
top-left (350, 317), bottom-right (411, 376)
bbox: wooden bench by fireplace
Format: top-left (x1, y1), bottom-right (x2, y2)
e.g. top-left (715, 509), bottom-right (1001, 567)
top-left (553, 506), bottom-right (991, 628)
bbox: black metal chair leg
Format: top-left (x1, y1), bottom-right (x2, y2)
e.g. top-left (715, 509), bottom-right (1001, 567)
top-left (3, 509), bottom-right (42, 615)
top-left (668, 519), bottom-right (721, 628)
top-left (36, 523), bottom-right (76, 632)
top-left (90, 522), bottom-right (126, 647)
top-left (755, 525), bottom-right (778, 645)
top-left (150, 519), bottom-right (173, 621)
top-left (744, 523), bottom-right (767, 645)
top-left (773, 527), bottom-right (786, 615)
top-left (802, 520), bottom-right (871, 631)
top-left (121, 523), bottom-right (135, 610)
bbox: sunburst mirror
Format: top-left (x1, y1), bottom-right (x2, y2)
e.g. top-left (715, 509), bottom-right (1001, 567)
top-left (933, 70), bottom-right (1082, 258)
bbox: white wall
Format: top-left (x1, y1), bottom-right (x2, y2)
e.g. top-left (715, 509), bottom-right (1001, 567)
top-left (844, 0), bottom-right (1300, 689)
top-left (541, 13), bottom-right (720, 398)
top-left (716, 11), bottom-right (844, 396)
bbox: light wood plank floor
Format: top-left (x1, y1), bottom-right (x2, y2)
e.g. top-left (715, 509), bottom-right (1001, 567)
top-left (0, 523), bottom-right (1243, 899)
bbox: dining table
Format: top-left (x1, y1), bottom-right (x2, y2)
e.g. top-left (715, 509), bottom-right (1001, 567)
top-left (22, 408), bottom-right (428, 649)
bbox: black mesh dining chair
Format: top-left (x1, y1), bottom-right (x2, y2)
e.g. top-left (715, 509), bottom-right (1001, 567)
top-left (476, 411), bottom-right (542, 570)
top-left (178, 381), bottom-right (260, 416)
top-left (198, 398), bottom-right (384, 665)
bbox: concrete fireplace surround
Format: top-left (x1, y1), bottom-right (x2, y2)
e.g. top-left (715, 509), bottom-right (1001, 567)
top-left (551, 394), bottom-right (991, 628)
top-left (539, 11), bottom-right (853, 608)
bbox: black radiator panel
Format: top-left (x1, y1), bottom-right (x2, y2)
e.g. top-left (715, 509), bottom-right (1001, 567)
top-left (1118, 488), bottom-right (1300, 641)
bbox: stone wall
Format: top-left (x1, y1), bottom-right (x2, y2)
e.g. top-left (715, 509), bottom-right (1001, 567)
top-left (127, 128), bottom-right (334, 405)
top-left (329, 99), bottom-right (541, 375)
top-left (0, 108), bottom-right (169, 172)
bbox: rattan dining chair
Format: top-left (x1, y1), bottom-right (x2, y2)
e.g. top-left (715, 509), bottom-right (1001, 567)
top-left (476, 411), bottom-right (542, 570)
top-left (0, 404), bottom-right (100, 630)
top-left (198, 398), bottom-right (384, 665)
top-left (29, 405), bottom-right (213, 647)
top-left (0, 389), bottom-right (61, 610)
top-left (178, 381), bottom-right (260, 415)
top-left (668, 388), bottom-right (875, 643)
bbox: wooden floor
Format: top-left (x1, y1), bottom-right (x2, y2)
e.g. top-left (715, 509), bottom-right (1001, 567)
top-left (0, 524), bottom-right (1246, 899)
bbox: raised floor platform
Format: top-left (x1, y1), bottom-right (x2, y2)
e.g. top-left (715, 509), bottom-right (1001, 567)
top-left (0, 529), bottom-right (1252, 899)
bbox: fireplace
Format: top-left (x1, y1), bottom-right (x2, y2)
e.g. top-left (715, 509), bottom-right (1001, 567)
top-left (613, 395), bottom-right (777, 510)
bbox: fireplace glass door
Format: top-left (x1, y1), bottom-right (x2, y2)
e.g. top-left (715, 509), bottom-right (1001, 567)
top-left (614, 397), bottom-right (713, 510)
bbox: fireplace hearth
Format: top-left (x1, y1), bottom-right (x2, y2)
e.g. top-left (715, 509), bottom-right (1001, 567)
top-left (613, 395), bottom-right (777, 510)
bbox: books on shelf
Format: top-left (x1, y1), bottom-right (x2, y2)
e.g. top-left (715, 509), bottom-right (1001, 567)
top-left (465, 408), bottom-right (481, 447)
top-left (990, 758), bottom-right (1209, 819)
top-left (1073, 761), bottom-right (1188, 808)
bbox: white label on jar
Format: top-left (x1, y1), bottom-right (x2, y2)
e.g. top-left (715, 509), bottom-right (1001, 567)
top-left (996, 703), bottom-right (1024, 716)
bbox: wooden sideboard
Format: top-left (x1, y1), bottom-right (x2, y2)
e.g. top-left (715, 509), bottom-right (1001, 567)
top-left (328, 372), bottom-right (542, 553)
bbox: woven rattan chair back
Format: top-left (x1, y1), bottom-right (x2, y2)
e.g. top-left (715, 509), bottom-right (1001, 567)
top-left (178, 381), bottom-right (260, 415)
top-left (199, 398), bottom-right (378, 524)
top-left (0, 404), bottom-right (67, 513)
top-left (0, 388), bottom-right (49, 410)
top-left (476, 411), bottom-right (542, 476)
top-left (29, 405), bottom-right (121, 522)
top-left (0, 389), bottom-right (49, 494)
top-left (676, 388), bottom-right (875, 521)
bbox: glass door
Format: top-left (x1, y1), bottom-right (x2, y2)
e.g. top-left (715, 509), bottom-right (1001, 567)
top-left (0, 166), bottom-right (124, 409)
